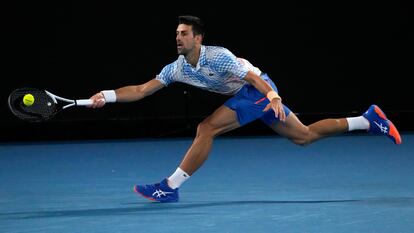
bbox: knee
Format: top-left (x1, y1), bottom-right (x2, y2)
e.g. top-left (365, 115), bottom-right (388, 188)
top-left (196, 121), bottom-right (216, 138)
top-left (292, 138), bottom-right (311, 146)
top-left (291, 128), bottom-right (313, 146)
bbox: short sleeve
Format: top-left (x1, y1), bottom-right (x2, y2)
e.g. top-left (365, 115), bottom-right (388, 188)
top-left (155, 62), bottom-right (178, 86)
top-left (211, 48), bottom-right (249, 79)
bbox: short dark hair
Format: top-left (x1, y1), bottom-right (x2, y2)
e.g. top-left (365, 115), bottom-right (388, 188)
top-left (178, 15), bottom-right (205, 37)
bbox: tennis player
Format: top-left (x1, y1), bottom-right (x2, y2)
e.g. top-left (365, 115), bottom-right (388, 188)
top-left (89, 15), bottom-right (402, 203)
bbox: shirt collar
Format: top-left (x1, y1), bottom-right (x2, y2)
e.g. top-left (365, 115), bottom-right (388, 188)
top-left (183, 45), bottom-right (206, 71)
top-left (195, 45), bottom-right (206, 70)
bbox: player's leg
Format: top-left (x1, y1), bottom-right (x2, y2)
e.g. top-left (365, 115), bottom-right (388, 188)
top-left (258, 73), bottom-right (401, 145)
top-left (268, 112), bottom-right (349, 146)
top-left (134, 105), bottom-right (240, 202)
top-left (265, 104), bottom-right (402, 145)
top-left (179, 105), bottom-right (240, 175)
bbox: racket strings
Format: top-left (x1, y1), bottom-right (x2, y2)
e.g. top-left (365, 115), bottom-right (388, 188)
top-left (8, 88), bottom-right (57, 122)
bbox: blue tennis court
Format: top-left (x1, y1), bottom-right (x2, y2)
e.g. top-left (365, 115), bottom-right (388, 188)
top-left (1, 133), bottom-right (413, 233)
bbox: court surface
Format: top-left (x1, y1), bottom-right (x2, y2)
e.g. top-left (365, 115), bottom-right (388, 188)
top-left (1, 133), bottom-right (413, 233)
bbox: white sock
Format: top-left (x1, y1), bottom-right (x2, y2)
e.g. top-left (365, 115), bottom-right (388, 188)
top-left (346, 116), bottom-right (370, 131)
top-left (168, 167), bottom-right (190, 189)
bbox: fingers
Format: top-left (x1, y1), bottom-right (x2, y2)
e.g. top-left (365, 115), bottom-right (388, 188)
top-left (277, 107), bottom-right (286, 122)
top-left (273, 104), bottom-right (286, 122)
top-left (263, 102), bottom-right (286, 122)
top-left (88, 92), bottom-right (106, 108)
top-left (263, 104), bottom-right (271, 112)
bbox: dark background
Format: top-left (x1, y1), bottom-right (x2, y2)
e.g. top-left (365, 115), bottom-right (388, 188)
top-left (1, 1), bottom-right (412, 142)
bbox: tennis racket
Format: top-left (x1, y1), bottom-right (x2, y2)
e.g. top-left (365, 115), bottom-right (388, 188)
top-left (8, 87), bottom-right (93, 122)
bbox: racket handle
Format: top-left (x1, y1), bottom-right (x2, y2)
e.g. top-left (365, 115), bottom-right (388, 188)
top-left (76, 99), bottom-right (94, 106)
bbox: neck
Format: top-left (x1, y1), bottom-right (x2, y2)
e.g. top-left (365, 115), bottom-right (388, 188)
top-left (185, 45), bottom-right (201, 67)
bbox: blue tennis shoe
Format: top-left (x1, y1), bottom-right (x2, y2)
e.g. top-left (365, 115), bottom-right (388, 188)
top-left (134, 178), bottom-right (179, 203)
top-left (362, 104), bottom-right (402, 144)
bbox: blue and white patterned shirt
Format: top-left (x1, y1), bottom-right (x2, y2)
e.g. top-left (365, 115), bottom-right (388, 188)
top-left (156, 45), bottom-right (262, 96)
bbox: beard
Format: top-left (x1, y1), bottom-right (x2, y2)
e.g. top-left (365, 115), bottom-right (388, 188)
top-left (177, 47), bottom-right (188, 55)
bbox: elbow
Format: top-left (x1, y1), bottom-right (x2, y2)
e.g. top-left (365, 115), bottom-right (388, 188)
top-left (134, 85), bottom-right (146, 99)
top-left (136, 84), bottom-right (157, 99)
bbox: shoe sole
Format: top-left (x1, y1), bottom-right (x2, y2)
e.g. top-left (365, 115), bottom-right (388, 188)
top-left (133, 185), bottom-right (158, 202)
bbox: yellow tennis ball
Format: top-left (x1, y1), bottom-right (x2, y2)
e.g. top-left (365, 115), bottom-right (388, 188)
top-left (23, 94), bottom-right (35, 106)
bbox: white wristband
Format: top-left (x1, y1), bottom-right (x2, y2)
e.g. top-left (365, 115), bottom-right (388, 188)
top-left (101, 90), bottom-right (117, 103)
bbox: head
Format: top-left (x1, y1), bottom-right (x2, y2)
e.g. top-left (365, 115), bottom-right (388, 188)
top-left (176, 15), bottom-right (205, 55)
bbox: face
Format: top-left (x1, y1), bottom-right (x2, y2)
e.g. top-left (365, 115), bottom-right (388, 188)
top-left (176, 24), bottom-right (200, 55)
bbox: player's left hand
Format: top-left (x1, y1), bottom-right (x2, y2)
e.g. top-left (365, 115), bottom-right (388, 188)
top-left (263, 98), bottom-right (286, 122)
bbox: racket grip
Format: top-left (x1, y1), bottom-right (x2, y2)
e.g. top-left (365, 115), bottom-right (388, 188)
top-left (76, 99), bottom-right (94, 106)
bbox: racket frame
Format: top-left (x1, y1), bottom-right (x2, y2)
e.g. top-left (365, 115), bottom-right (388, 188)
top-left (45, 90), bottom-right (93, 109)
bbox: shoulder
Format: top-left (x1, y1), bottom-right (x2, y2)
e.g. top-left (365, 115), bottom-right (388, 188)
top-left (204, 46), bottom-right (236, 62)
top-left (204, 45), bottom-right (232, 56)
top-left (161, 56), bottom-right (184, 71)
top-left (157, 56), bottom-right (185, 85)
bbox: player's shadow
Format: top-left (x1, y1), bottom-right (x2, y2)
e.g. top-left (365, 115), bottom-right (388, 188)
top-left (0, 199), bottom-right (357, 219)
top-left (2, 197), bottom-right (413, 219)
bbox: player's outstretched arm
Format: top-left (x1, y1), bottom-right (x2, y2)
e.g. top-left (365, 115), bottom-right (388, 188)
top-left (89, 78), bottom-right (164, 108)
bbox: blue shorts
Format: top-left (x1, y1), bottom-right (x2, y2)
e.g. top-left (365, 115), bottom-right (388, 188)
top-left (224, 73), bottom-right (292, 126)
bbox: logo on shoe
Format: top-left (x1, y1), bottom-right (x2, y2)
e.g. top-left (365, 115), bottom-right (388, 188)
top-left (373, 121), bottom-right (388, 134)
top-left (152, 189), bottom-right (174, 198)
